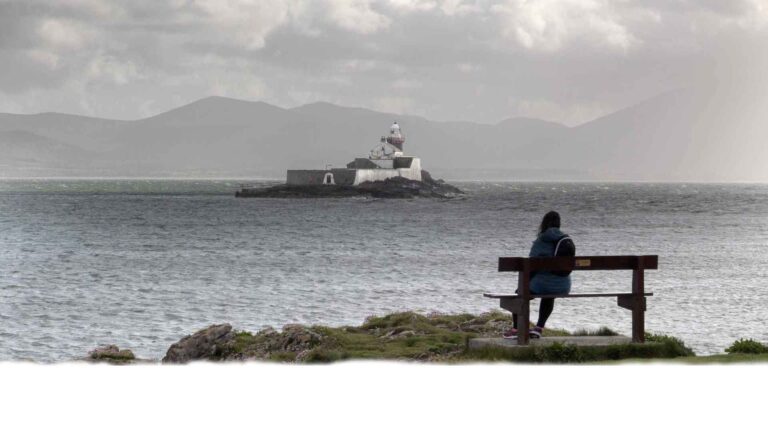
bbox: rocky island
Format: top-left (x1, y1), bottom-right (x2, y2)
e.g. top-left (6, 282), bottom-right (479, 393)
top-left (236, 170), bottom-right (463, 198)
top-left (236, 122), bottom-right (464, 199)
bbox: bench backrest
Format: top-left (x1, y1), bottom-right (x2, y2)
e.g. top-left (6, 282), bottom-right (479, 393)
top-left (498, 255), bottom-right (658, 273)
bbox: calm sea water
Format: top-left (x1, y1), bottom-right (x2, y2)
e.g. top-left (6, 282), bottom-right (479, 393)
top-left (1, 179), bottom-right (766, 361)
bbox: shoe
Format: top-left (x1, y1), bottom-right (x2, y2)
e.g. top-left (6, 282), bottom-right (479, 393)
top-left (529, 326), bottom-right (543, 338)
top-left (502, 328), bottom-right (518, 339)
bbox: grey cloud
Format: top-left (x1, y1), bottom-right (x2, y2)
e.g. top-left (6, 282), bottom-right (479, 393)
top-left (0, 50), bottom-right (69, 93)
top-left (0, 1), bottom-right (85, 50)
top-left (0, 0), bottom-right (766, 124)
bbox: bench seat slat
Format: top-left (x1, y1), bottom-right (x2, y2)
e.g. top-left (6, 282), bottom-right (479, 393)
top-left (483, 292), bottom-right (653, 299)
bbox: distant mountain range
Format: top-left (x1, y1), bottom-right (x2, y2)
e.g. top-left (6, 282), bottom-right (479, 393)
top-left (1, 87), bottom-right (766, 181)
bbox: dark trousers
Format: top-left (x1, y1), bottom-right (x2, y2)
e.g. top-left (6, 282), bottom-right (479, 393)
top-left (513, 298), bottom-right (555, 329)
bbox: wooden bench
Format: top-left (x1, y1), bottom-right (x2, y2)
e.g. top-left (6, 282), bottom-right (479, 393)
top-left (484, 255), bottom-right (658, 345)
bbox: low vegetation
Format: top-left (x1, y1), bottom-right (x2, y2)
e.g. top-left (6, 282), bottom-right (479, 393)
top-left (219, 311), bottom-right (696, 364)
top-left (462, 333), bottom-right (694, 363)
top-left (725, 338), bottom-right (768, 355)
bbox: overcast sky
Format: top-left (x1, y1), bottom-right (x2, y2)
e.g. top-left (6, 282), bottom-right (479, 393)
top-left (0, 0), bottom-right (766, 125)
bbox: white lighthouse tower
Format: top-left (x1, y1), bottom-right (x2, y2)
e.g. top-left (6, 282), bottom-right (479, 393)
top-left (370, 121), bottom-right (406, 159)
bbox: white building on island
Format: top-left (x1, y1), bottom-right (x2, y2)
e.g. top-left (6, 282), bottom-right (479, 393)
top-left (286, 122), bottom-right (423, 186)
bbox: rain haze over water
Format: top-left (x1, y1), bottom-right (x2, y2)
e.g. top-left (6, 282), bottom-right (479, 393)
top-left (1, 179), bottom-right (766, 361)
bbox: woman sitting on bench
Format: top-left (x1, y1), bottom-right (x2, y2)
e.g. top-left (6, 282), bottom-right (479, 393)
top-left (503, 210), bottom-right (572, 339)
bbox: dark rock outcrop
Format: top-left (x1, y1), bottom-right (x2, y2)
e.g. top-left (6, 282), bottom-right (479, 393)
top-left (274, 324), bottom-right (325, 352)
top-left (224, 324), bottom-right (327, 361)
top-left (235, 170), bottom-right (463, 199)
top-left (162, 324), bottom-right (234, 363)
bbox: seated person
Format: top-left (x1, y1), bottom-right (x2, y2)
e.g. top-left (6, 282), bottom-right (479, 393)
top-left (503, 210), bottom-right (572, 339)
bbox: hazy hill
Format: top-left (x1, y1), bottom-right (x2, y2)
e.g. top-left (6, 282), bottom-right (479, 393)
top-left (136, 96), bottom-right (291, 127)
top-left (0, 130), bottom-right (98, 176)
top-left (0, 87), bottom-right (765, 181)
top-left (0, 112), bottom-right (128, 152)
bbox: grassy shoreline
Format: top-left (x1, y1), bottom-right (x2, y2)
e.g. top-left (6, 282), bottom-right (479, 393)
top-left (90, 310), bottom-right (767, 364)
top-left (160, 311), bottom-right (699, 364)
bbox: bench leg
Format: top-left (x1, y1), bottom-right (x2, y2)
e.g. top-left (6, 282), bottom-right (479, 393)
top-left (618, 295), bottom-right (646, 343)
top-left (499, 297), bottom-right (530, 345)
top-left (517, 300), bottom-right (530, 345)
top-left (516, 266), bottom-right (531, 345)
top-left (632, 267), bottom-right (646, 343)
top-left (632, 306), bottom-right (645, 343)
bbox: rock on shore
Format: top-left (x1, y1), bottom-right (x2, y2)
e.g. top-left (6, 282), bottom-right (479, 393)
top-left (162, 324), bottom-right (234, 363)
top-left (161, 323), bottom-right (329, 363)
top-left (159, 312), bottom-right (510, 363)
top-left (87, 345), bottom-right (136, 364)
top-left (235, 170), bottom-right (463, 199)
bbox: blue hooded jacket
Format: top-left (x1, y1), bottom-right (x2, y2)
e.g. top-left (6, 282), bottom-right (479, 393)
top-left (528, 227), bottom-right (572, 295)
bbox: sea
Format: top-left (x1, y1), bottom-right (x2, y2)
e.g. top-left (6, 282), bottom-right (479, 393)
top-left (1, 179), bottom-right (766, 362)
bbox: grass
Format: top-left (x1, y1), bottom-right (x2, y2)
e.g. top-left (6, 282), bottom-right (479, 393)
top-left (219, 311), bottom-right (700, 364)
top-left (229, 312), bottom-right (477, 362)
top-left (458, 339), bottom-right (692, 364)
top-left (224, 311), bottom-right (497, 362)
top-left (597, 353), bottom-right (768, 364)
top-left (668, 353), bottom-right (768, 364)
top-left (725, 338), bottom-right (768, 355)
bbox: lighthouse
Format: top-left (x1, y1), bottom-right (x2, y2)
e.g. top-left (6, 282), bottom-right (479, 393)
top-left (370, 121), bottom-right (406, 160)
top-left (386, 121), bottom-right (405, 152)
top-left (286, 121), bottom-right (423, 186)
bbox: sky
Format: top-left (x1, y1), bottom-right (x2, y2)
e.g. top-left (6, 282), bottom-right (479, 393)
top-left (1, 0), bottom-right (767, 126)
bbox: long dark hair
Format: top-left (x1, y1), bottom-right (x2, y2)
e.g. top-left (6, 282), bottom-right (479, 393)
top-left (538, 211), bottom-right (561, 235)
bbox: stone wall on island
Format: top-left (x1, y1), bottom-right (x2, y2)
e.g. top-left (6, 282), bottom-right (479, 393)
top-left (286, 169), bottom-right (357, 186)
top-left (352, 157), bottom-right (422, 185)
top-left (286, 157), bottom-right (423, 186)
